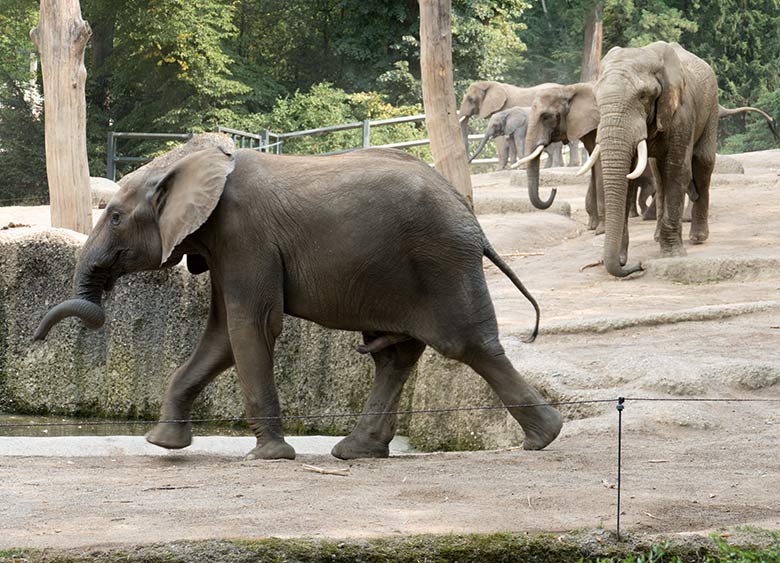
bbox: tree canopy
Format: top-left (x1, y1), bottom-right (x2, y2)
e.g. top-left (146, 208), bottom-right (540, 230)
top-left (1, 0), bottom-right (779, 203)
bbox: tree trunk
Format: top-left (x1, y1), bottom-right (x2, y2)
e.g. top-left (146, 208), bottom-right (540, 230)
top-left (30, 0), bottom-right (93, 235)
top-left (419, 0), bottom-right (473, 206)
top-left (580, 2), bottom-right (603, 82)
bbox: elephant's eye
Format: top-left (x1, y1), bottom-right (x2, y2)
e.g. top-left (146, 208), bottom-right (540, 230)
top-left (110, 212), bottom-right (121, 226)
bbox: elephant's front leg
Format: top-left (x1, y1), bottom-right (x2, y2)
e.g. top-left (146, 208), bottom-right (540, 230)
top-left (585, 173), bottom-right (599, 230)
top-left (496, 136), bottom-right (509, 169)
top-left (146, 285), bottom-right (234, 450)
top-left (332, 336), bottom-right (426, 460)
top-left (657, 160), bottom-right (691, 257)
top-left (225, 272), bottom-right (295, 460)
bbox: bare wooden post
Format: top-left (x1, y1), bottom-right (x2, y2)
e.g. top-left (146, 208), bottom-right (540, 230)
top-left (30, 0), bottom-right (93, 234)
top-left (580, 2), bottom-right (603, 82)
top-left (420, 0), bottom-right (473, 206)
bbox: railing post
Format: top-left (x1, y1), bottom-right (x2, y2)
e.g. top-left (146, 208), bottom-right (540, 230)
top-left (261, 130), bottom-right (270, 153)
top-left (106, 131), bottom-right (115, 181)
top-left (362, 119), bottom-right (371, 148)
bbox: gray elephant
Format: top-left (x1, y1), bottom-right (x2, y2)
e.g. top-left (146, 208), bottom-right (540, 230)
top-left (512, 82), bottom-right (657, 231)
top-left (578, 41), bottom-right (720, 277)
top-left (634, 103), bottom-right (778, 222)
top-left (34, 147), bottom-right (562, 460)
top-left (458, 80), bottom-right (568, 168)
top-left (469, 107), bottom-right (567, 170)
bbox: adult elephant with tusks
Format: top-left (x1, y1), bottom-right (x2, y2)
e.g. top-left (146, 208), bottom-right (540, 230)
top-left (579, 41), bottom-right (719, 277)
top-left (33, 147), bottom-right (563, 460)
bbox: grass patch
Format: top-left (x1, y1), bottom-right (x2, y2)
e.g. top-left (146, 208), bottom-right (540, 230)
top-left (1, 531), bottom-right (779, 563)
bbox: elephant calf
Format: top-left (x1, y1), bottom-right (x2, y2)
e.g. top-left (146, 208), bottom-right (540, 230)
top-left (34, 147), bottom-right (562, 460)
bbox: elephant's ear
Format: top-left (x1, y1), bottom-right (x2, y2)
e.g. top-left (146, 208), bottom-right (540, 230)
top-left (653, 43), bottom-right (685, 132)
top-left (149, 147), bottom-right (235, 265)
top-left (480, 84), bottom-right (507, 118)
top-left (566, 83), bottom-right (600, 140)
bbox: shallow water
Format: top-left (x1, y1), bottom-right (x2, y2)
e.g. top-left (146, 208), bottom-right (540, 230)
top-left (0, 413), bottom-right (249, 437)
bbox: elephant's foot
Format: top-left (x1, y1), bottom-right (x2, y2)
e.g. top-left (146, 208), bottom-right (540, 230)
top-left (689, 227), bottom-right (709, 244)
top-left (660, 243), bottom-right (686, 258)
top-left (587, 215), bottom-right (599, 231)
top-left (245, 439), bottom-right (296, 460)
top-left (521, 406), bottom-right (563, 451)
top-left (145, 421), bottom-right (192, 449)
top-left (628, 208), bottom-right (639, 218)
top-left (595, 222), bottom-right (605, 236)
top-left (643, 208), bottom-right (657, 221)
top-left (331, 434), bottom-right (390, 460)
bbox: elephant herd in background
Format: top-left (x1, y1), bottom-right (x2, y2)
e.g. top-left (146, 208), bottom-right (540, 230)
top-left (459, 41), bottom-right (779, 276)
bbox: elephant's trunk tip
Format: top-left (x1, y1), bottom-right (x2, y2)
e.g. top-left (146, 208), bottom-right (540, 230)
top-left (605, 259), bottom-right (645, 279)
top-left (32, 299), bottom-right (106, 342)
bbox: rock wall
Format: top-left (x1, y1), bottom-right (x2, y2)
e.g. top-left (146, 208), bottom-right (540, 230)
top-left (0, 227), bottom-right (536, 450)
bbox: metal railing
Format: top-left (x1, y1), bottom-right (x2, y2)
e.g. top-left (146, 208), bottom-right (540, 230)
top-left (106, 116), bottom-right (511, 179)
top-left (106, 132), bottom-right (193, 181)
top-left (217, 115), bottom-right (498, 162)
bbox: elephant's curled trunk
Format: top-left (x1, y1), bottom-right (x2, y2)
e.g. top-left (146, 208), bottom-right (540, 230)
top-left (33, 256), bottom-right (109, 341)
top-left (526, 148), bottom-right (557, 209)
top-left (33, 300), bottom-right (105, 341)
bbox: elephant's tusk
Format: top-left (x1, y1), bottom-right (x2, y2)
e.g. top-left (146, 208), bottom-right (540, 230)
top-left (627, 139), bottom-right (648, 179)
top-left (510, 144), bottom-right (545, 169)
top-left (458, 114), bottom-right (468, 123)
top-left (576, 144), bottom-right (601, 176)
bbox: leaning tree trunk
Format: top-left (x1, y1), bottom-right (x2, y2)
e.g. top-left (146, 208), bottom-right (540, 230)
top-left (30, 0), bottom-right (93, 235)
top-left (420, 0), bottom-right (473, 206)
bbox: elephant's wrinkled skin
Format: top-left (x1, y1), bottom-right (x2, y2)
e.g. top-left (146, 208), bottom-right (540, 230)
top-left (34, 147), bottom-right (563, 460)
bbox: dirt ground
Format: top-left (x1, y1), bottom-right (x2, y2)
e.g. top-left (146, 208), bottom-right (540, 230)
top-left (1, 150), bottom-right (779, 550)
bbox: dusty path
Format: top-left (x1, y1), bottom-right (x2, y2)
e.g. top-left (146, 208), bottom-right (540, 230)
top-left (1, 150), bottom-right (779, 550)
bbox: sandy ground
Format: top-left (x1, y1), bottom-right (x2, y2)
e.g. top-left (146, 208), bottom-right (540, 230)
top-left (0, 150), bottom-right (779, 550)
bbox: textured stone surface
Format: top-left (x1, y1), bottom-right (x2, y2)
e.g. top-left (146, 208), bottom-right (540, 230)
top-left (713, 154), bottom-right (745, 174)
top-left (90, 177), bottom-right (120, 209)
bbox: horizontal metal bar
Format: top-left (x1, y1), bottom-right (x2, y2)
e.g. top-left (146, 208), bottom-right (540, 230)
top-left (217, 127), bottom-right (262, 139)
top-left (111, 132), bottom-right (193, 140)
top-left (368, 114), bottom-right (427, 126)
top-left (373, 138), bottom-right (430, 149)
top-left (316, 147), bottom-right (359, 156)
top-left (276, 121), bottom-right (364, 138)
top-left (114, 156), bottom-right (154, 163)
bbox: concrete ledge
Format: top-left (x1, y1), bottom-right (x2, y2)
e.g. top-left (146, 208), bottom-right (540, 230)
top-left (541, 300), bottom-right (780, 336)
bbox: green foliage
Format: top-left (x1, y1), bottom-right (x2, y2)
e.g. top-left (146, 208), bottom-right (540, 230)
top-left (720, 91), bottom-right (780, 154)
top-left (3, 0), bottom-right (780, 205)
top-left (260, 83), bottom-right (428, 159)
top-left (603, 0), bottom-right (697, 50)
top-left (0, 0), bottom-right (47, 206)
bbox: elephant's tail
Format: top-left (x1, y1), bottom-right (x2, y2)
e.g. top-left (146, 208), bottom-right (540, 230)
top-left (483, 242), bottom-right (540, 342)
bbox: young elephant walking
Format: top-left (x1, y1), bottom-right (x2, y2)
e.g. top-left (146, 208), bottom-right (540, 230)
top-left (34, 147), bottom-right (562, 460)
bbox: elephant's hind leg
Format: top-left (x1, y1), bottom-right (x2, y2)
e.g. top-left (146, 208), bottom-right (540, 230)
top-left (464, 342), bottom-right (562, 450)
top-left (332, 335), bottom-right (426, 460)
top-left (146, 285), bottom-right (234, 450)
